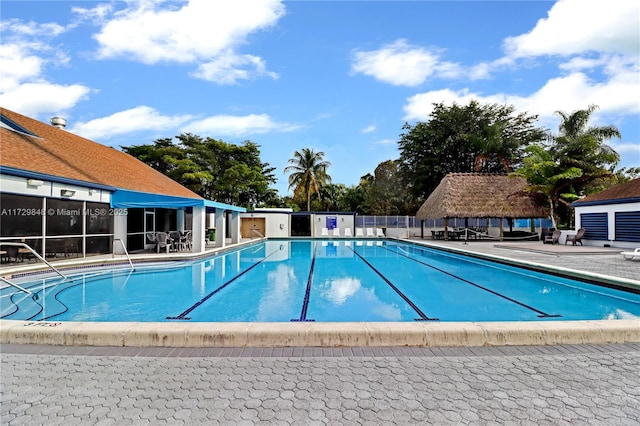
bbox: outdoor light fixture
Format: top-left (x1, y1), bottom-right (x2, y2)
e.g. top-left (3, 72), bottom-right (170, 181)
top-left (60, 189), bottom-right (75, 197)
top-left (27, 179), bottom-right (44, 187)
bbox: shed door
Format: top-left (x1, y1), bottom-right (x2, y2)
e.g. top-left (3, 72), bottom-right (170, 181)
top-left (615, 211), bottom-right (640, 242)
top-left (241, 218), bottom-right (266, 238)
top-left (580, 212), bottom-right (608, 240)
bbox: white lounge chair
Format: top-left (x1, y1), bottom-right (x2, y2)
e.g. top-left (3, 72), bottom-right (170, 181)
top-left (376, 228), bottom-right (385, 237)
top-left (366, 228), bottom-right (375, 237)
top-left (355, 228), bottom-right (364, 237)
top-left (332, 228), bottom-right (341, 237)
top-left (321, 227), bottom-right (329, 236)
top-left (621, 248), bottom-right (640, 260)
top-left (344, 228), bottom-right (353, 237)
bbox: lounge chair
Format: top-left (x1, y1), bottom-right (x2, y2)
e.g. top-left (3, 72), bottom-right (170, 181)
top-left (621, 248), bottom-right (640, 260)
top-left (332, 228), bottom-right (341, 237)
top-left (321, 227), bottom-right (329, 236)
top-left (366, 228), bottom-right (375, 237)
top-left (344, 228), bottom-right (353, 237)
top-left (544, 229), bottom-right (561, 245)
top-left (565, 228), bottom-right (585, 246)
top-left (376, 228), bottom-right (385, 237)
top-left (355, 228), bottom-right (364, 237)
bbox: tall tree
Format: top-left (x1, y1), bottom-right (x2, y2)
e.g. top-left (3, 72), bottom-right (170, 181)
top-left (363, 160), bottom-right (411, 215)
top-left (284, 148), bottom-right (331, 211)
top-left (398, 101), bottom-right (546, 199)
top-left (123, 134), bottom-right (277, 208)
top-left (513, 105), bottom-right (621, 227)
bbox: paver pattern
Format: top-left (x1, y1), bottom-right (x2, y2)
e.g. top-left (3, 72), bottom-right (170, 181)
top-left (2, 344), bottom-right (639, 425)
top-left (2, 243), bottom-right (639, 424)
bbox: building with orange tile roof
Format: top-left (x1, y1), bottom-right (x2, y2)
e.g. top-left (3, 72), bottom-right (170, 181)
top-left (1, 107), bottom-right (244, 259)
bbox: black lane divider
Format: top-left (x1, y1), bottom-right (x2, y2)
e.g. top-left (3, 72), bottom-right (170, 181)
top-left (291, 242), bottom-right (317, 322)
top-left (166, 249), bottom-right (282, 320)
top-left (384, 245), bottom-right (561, 318)
top-left (348, 246), bottom-right (438, 321)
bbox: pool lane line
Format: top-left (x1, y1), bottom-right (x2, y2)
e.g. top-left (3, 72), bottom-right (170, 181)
top-left (348, 246), bottom-right (438, 321)
top-left (383, 245), bottom-right (561, 318)
top-left (166, 249), bottom-right (282, 321)
top-left (291, 242), bottom-right (317, 322)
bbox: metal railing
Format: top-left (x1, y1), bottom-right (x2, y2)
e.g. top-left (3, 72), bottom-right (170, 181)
top-left (0, 242), bottom-right (68, 294)
top-left (113, 239), bottom-right (135, 271)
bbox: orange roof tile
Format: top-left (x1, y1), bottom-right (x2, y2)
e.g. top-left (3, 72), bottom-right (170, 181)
top-left (0, 108), bottom-right (201, 200)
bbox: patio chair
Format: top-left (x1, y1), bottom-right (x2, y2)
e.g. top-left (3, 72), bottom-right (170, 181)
top-left (376, 228), bottom-right (385, 237)
top-left (366, 228), bottom-right (375, 237)
top-left (355, 228), bottom-right (364, 237)
top-left (332, 228), bottom-right (340, 237)
top-left (565, 228), bottom-right (585, 246)
top-left (321, 227), bottom-right (329, 236)
top-left (344, 228), bottom-right (353, 237)
top-left (155, 232), bottom-right (172, 253)
top-left (544, 229), bottom-right (561, 245)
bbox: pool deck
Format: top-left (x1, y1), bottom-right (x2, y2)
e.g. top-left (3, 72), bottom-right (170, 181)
top-left (1, 237), bottom-right (638, 348)
top-left (2, 239), bottom-right (639, 424)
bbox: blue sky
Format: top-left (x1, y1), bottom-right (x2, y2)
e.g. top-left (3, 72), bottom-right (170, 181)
top-left (1, 0), bottom-right (638, 196)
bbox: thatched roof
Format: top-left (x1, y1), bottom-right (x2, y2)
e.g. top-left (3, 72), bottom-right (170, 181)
top-left (416, 173), bottom-right (548, 220)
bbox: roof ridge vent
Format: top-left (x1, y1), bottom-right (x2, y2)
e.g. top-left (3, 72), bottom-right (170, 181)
top-left (50, 116), bottom-right (67, 129)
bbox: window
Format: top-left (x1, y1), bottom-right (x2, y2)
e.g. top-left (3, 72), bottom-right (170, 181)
top-left (86, 202), bottom-right (114, 234)
top-left (46, 199), bottom-right (83, 236)
top-left (0, 114), bottom-right (40, 138)
top-left (0, 193), bottom-right (43, 237)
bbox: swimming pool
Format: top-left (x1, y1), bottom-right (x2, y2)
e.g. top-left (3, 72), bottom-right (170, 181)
top-left (2, 239), bottom-right (639, 323)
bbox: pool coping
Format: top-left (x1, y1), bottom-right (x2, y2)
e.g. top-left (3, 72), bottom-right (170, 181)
top-left (1, 238), bottom-right (639, 348)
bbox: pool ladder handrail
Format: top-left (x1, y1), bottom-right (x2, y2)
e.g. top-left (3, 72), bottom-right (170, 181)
top-left (0, 242), bottom-right (69, 294)
top-left (113, 239), bottom-right (135, 271)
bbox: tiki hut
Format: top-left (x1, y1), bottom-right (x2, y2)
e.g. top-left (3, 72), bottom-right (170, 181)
top-left (415, 173), bottom-right (548, 240)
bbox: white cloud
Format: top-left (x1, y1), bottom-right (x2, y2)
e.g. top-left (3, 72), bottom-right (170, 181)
top-left (1, 18), bottom-right (67, 38)
top-left (191, 52), bottom-right (278, 84)
top-left (0, 18), bottom-right (87, 116)
top-left (69, 106), bottom-right (192, 140)
top-left (0, 83), bottom-right (90, 118)
top-left (351, 39), bottom-right (460, 86)
top-left (504, 0), bottom-right (639, 58)
top-left (91, 0), bottom-right (284, 83)
top-left (361, 125), bottom-right (376, 133)
top-left (0, 44), bottom-right (44, 91)
top-left (403, 63), bottom-right (640, 130)
top-left (185, 113), bottom-right (301, 137)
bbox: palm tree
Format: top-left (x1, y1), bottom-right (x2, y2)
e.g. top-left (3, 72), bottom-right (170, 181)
top-left (552, 104), bottom-right (620, 173)
top-left (513, 105), bottom-right (621, 227)
top-left (284, 148), bottom-right (331, 211)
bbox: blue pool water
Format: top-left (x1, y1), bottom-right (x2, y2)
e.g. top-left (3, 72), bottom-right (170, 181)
top-left (2, 239), bottom-right (639, 322)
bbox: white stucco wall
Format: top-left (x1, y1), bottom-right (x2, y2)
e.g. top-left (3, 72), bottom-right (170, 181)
top-left (0, 174), bottom-right (111, 203)
top-left (313, 213), bottom-right (355, 237)
top-left (240, 212), bottom-right (290, 238)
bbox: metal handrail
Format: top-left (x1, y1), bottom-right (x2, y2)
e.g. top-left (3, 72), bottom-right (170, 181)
top-left (113, 239), bottom-right (135, 271)
top-left (1, 242), bottom-right (67, 279)
top-left (0, 276), bottom-right (32, 295)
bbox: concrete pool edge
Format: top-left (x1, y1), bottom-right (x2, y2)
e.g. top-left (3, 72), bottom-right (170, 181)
top-left (1, 319), bottom-right (639, 348)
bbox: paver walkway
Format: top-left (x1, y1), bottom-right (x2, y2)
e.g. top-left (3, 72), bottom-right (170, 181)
top-left (2, 343), bottom-right (639, 425)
